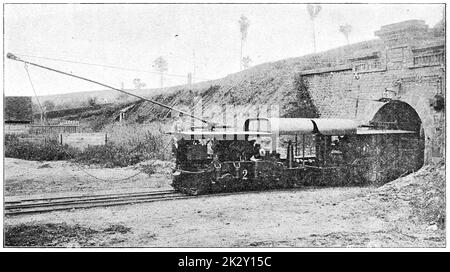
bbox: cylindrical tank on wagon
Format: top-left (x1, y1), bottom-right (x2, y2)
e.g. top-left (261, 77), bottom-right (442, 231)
top-left (245, 118), bottom-right (357, 136)
top-left (311, 118), bottom-right (357, 135)
top-left (245, 118), bottom-right (314, 135)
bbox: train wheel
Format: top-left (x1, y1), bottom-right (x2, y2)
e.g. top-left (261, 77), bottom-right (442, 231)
top-left (302, 171), bottom-right (316, 186)
top-left (188, 188), bottom-right (199, 196)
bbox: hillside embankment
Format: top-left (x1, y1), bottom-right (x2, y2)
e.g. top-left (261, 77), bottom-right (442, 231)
top-left (41, 39), bottom-right (388, 130)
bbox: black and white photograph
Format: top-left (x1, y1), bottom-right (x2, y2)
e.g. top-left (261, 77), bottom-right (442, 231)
top-left (1, 1), bottom-right (447, 249)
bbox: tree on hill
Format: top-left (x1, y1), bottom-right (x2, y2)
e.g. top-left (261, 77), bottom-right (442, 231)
top-left (238, 15), bottom-right (250, 71)
top-left (307, 4), bottom-right (322, 53)
top-left (42, 100), bottom-right (55, 112)
top-left (87, 96), bottom-right (97, 107)
top-left (153, 57), bottom-right (168, 88)
top-left (133, 78), bottom-right (146, 90)
top-left (339, 24), bottom-right (352, 45)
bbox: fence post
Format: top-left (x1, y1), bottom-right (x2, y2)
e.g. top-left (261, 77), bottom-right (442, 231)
top-left (105, 133), bottom-right (108, 145)
top-left (60, 134), bottom-right (63, 145)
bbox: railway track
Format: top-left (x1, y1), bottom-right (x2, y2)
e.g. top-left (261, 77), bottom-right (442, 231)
top-left (4, 189), bottom-right (191, 216)
top-left (5, 187), bottom-right (313, 216)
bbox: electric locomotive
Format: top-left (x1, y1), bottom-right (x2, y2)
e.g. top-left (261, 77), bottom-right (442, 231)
top-left (170, 117), bottom-right (423, 195)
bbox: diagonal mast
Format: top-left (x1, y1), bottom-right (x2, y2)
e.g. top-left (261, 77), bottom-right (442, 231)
top-left (7, 53), bottom-right (215, 127)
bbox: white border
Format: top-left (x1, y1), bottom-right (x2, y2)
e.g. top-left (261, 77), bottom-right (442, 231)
top-left (0, 0), bottom-right (448, 252)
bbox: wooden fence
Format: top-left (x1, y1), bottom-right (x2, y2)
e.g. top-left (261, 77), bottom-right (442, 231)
top-left (17, 134), bottom-right (59, 145)
top-left (13, 133), bottom-right (107, 150)
top-left (4, 123), bottom-right (30, 135)
top-left (29, 125), bottom-right (79, 134)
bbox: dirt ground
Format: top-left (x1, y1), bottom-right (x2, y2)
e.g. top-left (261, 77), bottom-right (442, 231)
top-left (4, 158), bottom-right (173, 198)
top-left (3, 158), bottom-right (446, 248)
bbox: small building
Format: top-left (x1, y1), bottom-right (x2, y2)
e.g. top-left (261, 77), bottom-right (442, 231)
top-left (4, 96), bottom-right (33, 134)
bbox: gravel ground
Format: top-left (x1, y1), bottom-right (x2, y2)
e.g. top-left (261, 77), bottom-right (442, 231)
top-left (3, 158), bottom-right (445, 248)
top-left (4, 158), bottom-right (173, 198)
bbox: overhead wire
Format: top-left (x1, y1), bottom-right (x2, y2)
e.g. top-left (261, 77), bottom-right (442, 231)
top-left (8, 53), bottom-right (211, 125)
top-left (15, 53), bottom-right (212, 81)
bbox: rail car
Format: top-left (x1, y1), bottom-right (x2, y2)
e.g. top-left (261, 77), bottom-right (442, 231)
top-left (170, 117), bottom-right (423, 195)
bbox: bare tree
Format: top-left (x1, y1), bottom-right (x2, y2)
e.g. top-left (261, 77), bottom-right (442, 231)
top-left (242, 56), bottom-right (252, 69)
top-left (42, 100), bottom-right (55, 112)
top-left (87, 96), bottom-right (97, 107)
top-left (238, 15), bottom-right (250, 71)
top-left (307, 4), bottom-right (322, 53)
top-left (153, 57), bottom-right (168, 88)
top-left (339, 24), bottom-right (352, 45)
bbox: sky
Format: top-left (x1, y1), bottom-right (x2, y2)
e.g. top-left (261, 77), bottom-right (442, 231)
top-left (3, 3), bottom-right (445, 97)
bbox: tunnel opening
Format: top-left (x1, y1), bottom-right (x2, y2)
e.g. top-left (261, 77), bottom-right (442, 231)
top-left (369, 100), bottom-right (425, 180)
top-left (370, 100), bottom-right (423, 132)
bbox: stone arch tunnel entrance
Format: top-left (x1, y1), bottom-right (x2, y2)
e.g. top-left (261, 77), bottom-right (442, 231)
top-left (369, 100), bottom-right (425, 174)
top-left (371, 100), bottom-right (423, 132)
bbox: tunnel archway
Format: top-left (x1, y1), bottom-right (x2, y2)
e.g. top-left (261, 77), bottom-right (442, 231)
top-left (370, 100), bottom-right (423, 132)
top-left (370, 100), bottom-right (425, 172)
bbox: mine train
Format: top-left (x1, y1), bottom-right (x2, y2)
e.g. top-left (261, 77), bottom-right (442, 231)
top-left (170, 117), bottom-right (424, 195)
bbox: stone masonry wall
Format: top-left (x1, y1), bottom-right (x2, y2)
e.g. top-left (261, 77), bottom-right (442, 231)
top-left (300, 20), bottom-right (445, 164)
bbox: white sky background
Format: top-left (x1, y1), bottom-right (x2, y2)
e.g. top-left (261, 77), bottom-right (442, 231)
top-left (3, 3), bottom-right (445, 96)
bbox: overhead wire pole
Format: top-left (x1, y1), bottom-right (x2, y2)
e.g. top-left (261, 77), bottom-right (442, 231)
top-left (7, 53), bottom-right (212, 126)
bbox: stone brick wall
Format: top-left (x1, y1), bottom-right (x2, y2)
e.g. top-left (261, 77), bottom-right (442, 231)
top-left (300, 20), bottom-right (445, 164)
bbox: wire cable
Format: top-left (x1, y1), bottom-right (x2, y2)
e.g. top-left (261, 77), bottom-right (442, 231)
top-left (24, 63), bottom-right (47, 123)
top-left (9, 53), bottom-right (211, 125)
top-left (15, 53), bottom-right (212, 81)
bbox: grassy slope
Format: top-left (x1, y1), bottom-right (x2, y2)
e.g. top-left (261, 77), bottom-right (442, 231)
top-left (36, 39), bottom-right (382, 121)
top-left (129, 39), bottom-right (388, 122)
top-left (44, 30), bottom-right (443, 129)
